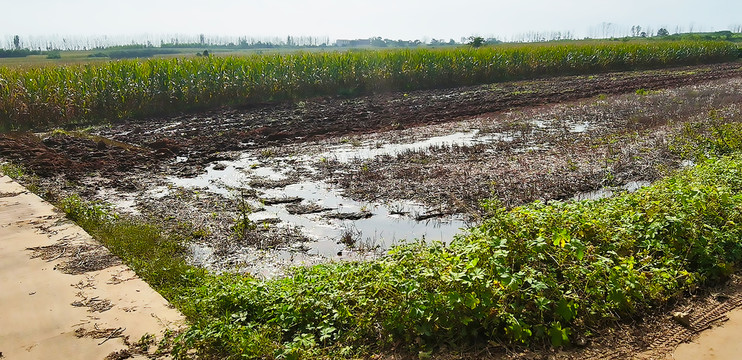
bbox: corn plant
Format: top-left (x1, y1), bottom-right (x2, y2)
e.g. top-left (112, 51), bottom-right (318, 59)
top-left (0, 40), bottom-right (737, 131)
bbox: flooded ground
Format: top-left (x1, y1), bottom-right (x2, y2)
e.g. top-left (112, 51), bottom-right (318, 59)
top-left (2, 62), bottom-right (741, 277)
top-left (571, 180), bottom-right (651, 201)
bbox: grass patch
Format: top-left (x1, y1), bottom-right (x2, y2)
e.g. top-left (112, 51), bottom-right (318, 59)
top-left (1, 161), bottom-right (40, 193)
top-left (0, 160), bottom-right (26, 179)
top-left (57, 195), bottom-right (208, 317)
top-left (669, 111), bottom-right (742, 162)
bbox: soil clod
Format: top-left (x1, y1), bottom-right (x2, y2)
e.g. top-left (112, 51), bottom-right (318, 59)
top-left (261, 196), bottom-right (303, 205)
top-left (285, 203), bottom-right (332, 215)
top-left (327, 211), bottom-right (373, 220)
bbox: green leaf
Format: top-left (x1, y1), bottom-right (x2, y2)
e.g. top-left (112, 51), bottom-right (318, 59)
top-left (556, 299), bottom-right (575, 322)
top-left (464, 293), bottom-right (480, 309)
top-left (549, 323), bottom-right (570, 346)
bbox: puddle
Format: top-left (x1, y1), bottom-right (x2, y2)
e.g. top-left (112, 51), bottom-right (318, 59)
top-left (529, 119), bottom-right (589, 134)
top-left (569, 122), bottom-right (590, 133)
top-left (95, 188), bottom-right (139, 215)
top-left (145, 185), bottom-right (171, 199)
top-left (168, 153), bottom-right (290, 196)
top-left (106, 126), bottom-right (625, 274)
top-left (623, 181), bottom-right (649, 192)
top-left (161, 134), bottom-right (473, 268)
top-left (572, 181), bottom-right (651, 201)
top-left (315, 130), bottom-right (512, 162)
top-left (188, 243), bottom-right (216, 269)
top-left (251, 181), bottom-right (467, 255)
top-left (132, 130), bottom-right (517, 274)
top-left (144, 121), bottom-right (183, 135)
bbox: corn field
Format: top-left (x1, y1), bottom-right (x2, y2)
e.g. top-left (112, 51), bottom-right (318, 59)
top-left (0, 41), bottom-right (737, 130)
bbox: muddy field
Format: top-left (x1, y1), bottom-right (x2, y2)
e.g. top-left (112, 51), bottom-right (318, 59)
top-left (3, 61), bottom-right (742, 359)
top-left (1, 62), bottom-right (742, 277)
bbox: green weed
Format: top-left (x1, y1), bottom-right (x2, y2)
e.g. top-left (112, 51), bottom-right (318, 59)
top-left (669, 111), bottom-right (742, 161)
top-left (0, 161), bottom-right (25, 179)
top-left (56, 194), bottom-right (207, 315)
top-left (635, 88), bottom-right (651, 96)
top-left (35, 105), bottom-right (742, 358)
top-left (232, 198), bottom-right (257, 240)
top-left (43, 150), bottom-right (742, 358)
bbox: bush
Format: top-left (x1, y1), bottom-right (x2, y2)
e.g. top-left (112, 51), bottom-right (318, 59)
top-left (0, 49), bottom-right (33, 58)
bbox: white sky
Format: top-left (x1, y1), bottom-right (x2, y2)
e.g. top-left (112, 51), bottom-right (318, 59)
top-left (1, 0), bottom-right (739, 46)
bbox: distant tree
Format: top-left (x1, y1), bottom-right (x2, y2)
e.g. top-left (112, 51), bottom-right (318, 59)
top-left (448, 39), bottom-right (456, 45)
top-left (202, 50), bottom-right (209, 57)
top-left (717, 31), bottom-right (733, 40)
top-left (13, 35), bottom-right (20, 50)
top-left (467, 36), bottom-right (485, 48)
top-left (631, 25), bottom-right (644, 37)
top-left (199, 34), bottom-right (205, 45)
top-left (634, 25), bottom-right (643, 37)
top-left (640, 31), bottom-right (647, 38)
top-left (657, 28), bottom-right (669, 36)
top-left (370, 37), bottom-right (386, 47)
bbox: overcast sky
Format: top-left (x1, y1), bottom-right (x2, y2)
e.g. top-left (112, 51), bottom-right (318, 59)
top-left (1, 0), bottom-right (740, 47)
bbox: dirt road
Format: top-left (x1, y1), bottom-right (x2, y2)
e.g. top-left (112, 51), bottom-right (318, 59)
top-left (672, 308), bottom-right (742, 359)
top-left (0, 175), bottom-right (183, 359)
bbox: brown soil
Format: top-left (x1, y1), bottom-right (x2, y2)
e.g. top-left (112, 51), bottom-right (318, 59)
top-left (0, 132), bottom-right (162, 180)
top-left (101, 61), bottom-right (742, 151)
top-left (1, 62), bottom-right (741, 263)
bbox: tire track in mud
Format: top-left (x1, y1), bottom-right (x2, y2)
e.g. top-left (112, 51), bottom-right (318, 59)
top-left (225, 62), bottom-right (742, 147)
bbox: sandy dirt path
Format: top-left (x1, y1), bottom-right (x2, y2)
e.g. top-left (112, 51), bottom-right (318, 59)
top-left (0, 175), bottom-right (184, 359)
top-left (670, 308), bottom-right (742, 359)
